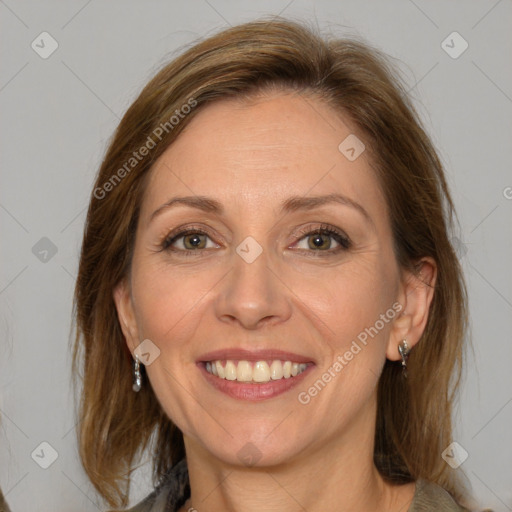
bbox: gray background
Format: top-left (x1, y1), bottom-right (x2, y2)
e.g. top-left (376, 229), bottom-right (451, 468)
top-left (1, 0), bottom-right (511, 510)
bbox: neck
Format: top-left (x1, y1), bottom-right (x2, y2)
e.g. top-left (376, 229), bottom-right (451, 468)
top-left (181, 408), bottom-right (415, 512)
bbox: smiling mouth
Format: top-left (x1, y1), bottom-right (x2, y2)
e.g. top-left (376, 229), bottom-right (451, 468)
top-left (204, 359), bottom-right (309, 383)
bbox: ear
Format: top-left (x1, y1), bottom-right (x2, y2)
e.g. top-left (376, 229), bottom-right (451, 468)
top-left (386, 257), bottom-right (437, 361)
top-left (113, 278), bottom-right (140, 355)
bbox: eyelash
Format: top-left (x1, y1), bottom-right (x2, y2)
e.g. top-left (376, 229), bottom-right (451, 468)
top-left (160, 223), bottom-right (352, 257)
top-left (160, 226), bottom-right (216, 256)
top-left (295, 224), bottom-right (351, 254)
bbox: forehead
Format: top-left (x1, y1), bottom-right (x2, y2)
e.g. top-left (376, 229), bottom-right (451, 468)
top-left (141, 92), bottom-right (387, 223)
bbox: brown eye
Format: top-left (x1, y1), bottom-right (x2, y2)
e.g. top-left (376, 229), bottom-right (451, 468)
top-left (162, 229), bottom-right (217, 252)
top-left (182, 233), bottom-right (207, 249)
top-left (294, 226), bottom-right (351, 253)
top-left (307, 232), bottom-right (333, 250)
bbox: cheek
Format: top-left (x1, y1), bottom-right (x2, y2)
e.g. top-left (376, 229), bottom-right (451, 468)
top-left (131, 257), bottom-right (223, 347)
top-left (297, 265), bottom-right (397, 415)
top-left (129, 258), bottom-right (224, 430)
top-left (287, 259), bottom-right (397, 436)
top-left (302, 259), bottom-right (396, 348)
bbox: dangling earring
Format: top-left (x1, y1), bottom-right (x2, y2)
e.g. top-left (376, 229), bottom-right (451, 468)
top-left (132, 355), bottom-right (142, 392)
top-left (398, 339), bottom-right (410, 378)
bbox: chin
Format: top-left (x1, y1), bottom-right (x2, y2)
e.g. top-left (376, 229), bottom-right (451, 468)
top-left (188, 419), bottom-right (314, 470)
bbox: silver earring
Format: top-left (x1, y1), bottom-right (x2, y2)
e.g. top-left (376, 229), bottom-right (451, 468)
top-left (398, 339), bottom-right (410, 377)
top-left (132, 355), bottom-right (142, 392)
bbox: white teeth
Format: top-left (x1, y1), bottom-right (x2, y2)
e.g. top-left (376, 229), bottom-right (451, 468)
top-left (215, 360), bottom-right (225, 379)
top-left (237, 360), bottom-right (252, 382)
top-left (270, 360), bottom-right (283, 380)
top-left (225, 360), bottom-right (237, 380)
top-left (205, 359), bottom-right (308, 383)
top-left (253, 361), bottom-right (270, 382)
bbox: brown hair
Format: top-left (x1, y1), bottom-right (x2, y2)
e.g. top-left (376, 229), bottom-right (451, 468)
top-left (73, 18), bottom-right (469, 508)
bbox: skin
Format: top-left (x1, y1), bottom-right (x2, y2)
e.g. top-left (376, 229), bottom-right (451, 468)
top-left (114, 90), bottom-right (436, 512)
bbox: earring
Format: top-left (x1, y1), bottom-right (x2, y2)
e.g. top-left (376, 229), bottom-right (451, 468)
top-left (132, 355), bottom-right (142, 392)
top-left (398, 339), bottom-right (410, 377)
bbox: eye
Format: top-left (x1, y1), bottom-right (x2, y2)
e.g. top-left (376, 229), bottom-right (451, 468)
top-left (293, 224), bottom-right (351, 253)
top-left (160, 224), bottom-right (351, 256)
top-left (162, 228), bottom-right (218, 253)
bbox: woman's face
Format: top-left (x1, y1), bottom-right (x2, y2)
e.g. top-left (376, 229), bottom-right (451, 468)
top-left (116, 91), bottom-right (410, 466)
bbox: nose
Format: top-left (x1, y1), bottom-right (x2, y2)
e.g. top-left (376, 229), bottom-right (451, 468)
top-left (214, 246), bottom-right (292, 330)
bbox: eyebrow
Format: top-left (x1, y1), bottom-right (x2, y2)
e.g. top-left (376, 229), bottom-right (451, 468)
top-left (150, 196), bottom-right (224, 221)
top-left (281, 193), bottom-right (373, 226)
top-left (150, 193), bottom-right (374, 226)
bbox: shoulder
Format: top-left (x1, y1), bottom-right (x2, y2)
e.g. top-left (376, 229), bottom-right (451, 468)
top-left (110, 459), bottom-right (190, 512)
top-left (409, 479), bottom-right (468, 512)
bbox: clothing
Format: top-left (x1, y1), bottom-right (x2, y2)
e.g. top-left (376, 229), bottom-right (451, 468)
top-left (409, 479), bottom-right (468, 511)
top-left (121, 459), bottom-right (467, 512)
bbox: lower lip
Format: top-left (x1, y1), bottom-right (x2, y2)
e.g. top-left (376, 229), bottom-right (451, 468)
top-left (198, 363), bottom-right (313, 401)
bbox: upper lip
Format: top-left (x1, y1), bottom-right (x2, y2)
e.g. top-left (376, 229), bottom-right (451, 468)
top-left (198, 349), bottom-right (314, 364)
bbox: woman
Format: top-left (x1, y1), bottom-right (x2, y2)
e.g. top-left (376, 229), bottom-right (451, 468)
top-left (73, 18), bottom-right (473, 511)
